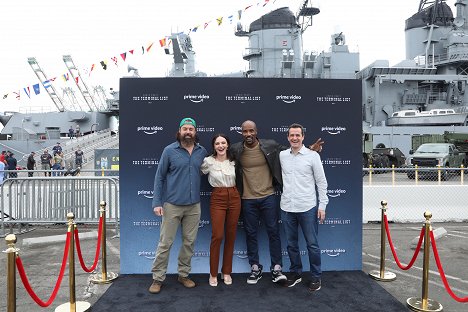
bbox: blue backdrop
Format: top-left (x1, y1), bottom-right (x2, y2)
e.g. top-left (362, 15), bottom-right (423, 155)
top-left (119, 77), bottom-right (362, 274)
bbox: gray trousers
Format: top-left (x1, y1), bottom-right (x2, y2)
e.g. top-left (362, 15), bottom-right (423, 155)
top-left (151, 202), bottom-right (201, 281)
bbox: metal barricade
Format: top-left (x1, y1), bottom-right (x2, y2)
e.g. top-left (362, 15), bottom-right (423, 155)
top-left (0, 177), bottom-right (119, 237)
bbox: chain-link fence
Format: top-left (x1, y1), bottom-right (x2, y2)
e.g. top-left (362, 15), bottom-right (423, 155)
top-left (363, 167), bottom-right (468, 223)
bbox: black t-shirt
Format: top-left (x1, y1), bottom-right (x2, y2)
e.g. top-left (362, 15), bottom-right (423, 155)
top-left (40, 153), bottom-right (52, 164)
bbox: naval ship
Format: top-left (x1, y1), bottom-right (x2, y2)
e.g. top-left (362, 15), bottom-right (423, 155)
top-left (165, 0), bottom-right (468, 157)
top-left (3, 0), bottom-right (468, 161)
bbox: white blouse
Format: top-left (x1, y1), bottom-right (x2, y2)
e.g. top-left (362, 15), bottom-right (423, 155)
top-left (201, 156), bottom-right (236, 187)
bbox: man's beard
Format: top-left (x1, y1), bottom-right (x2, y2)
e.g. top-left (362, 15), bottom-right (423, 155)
top-left (181, 135), bottom-right (195, 145)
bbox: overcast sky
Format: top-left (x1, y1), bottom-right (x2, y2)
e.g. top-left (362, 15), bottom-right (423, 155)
top-left (0, 0), bottom-right (458, 112)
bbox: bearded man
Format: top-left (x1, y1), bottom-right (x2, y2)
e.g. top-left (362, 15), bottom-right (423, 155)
top-left (149, 117), bottom-right (208, 294)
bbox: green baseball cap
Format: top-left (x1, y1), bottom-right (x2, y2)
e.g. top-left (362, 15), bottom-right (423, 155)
top-left (179, 117), bottom-right (196, 128)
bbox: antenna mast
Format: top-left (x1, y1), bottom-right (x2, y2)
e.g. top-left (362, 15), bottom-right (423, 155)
top-left (296, 0), bottom-right (320, 33)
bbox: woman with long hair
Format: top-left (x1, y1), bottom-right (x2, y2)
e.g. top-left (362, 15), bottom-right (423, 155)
top-left (201, 134), bottom-right (241, 286)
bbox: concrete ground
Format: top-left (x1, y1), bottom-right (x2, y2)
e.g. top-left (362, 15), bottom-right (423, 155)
top-left (1, 222), bottom-right (467, 311)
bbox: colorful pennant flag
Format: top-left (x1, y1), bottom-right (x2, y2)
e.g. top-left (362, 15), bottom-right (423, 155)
top-left (75, 77), bottom-right (79, 84)
top-left (129, 50), bottom-right (134, 54)
top-left (120, 52), bottom-right (127, 61)
top-left (33, 84), bottom-right (40, 95)
top-left (204, 21), bottom-right (211, 29)
top-left (23, 87), bottom-right (31, 98)
top-left (141, 46), bottom-right (145, 55)
top-left (159, 38), bottom-right (166, 47)
top-left (3, 94), bottom-right (8, 99)
top-left (228, 15), bottom-right (234, 23)
top-left (192, 26), bottom-right (199, 32)
top-left (13, 91), bottom-right (20, 100)
top-left (111, 56), bottom-right (118, 66)
top-left (216, 17), bottom-right (223, 26)
top-left (62, 73), bottom-right (69, 81)
top-left (100, 61), bottom-right (107, 70)
top-left (146, 43), bottom-right (154, 52)
top-left (43, 80), bottom-right (51, 88)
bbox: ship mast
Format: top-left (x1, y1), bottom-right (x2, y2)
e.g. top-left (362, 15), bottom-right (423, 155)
top-left (296, 0), bottom-right (320, 34)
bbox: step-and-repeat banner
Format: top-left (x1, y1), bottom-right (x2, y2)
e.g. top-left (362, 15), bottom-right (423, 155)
top-left (120, 77), bottom-right (362, 274)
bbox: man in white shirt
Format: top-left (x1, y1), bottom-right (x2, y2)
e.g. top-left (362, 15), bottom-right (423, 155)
top-left (280, 123), bottom-right (328, 291)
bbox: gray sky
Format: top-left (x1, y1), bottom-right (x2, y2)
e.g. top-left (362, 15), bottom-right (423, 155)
top-left (0, 0), bottom-right (457, 112)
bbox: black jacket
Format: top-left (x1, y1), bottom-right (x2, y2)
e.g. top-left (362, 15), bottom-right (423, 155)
top-left (230, 139), bottom-right (287, 196)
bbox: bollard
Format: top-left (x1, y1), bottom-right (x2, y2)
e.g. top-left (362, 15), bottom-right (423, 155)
top-left (90, 201), bottom-right (118, 284)
top-left (461, 164), bottom-right (464, 185)
top-left (3, 234), bottom-right (18, 312)
top-left (407, 211), bottom-right (443, 312)
top-left (391, 164), bottom-right (395, 186)
top-left (415, 165), bottom-right (419, 184)
top-left (55, 213), bottom-right (90, 312)
top-left (369, 201), bottom-right (396, 281)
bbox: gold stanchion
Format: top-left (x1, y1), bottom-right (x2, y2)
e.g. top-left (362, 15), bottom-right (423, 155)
top-left (3, 234), bottom-right (18, 312)
top-left (90, 201), bottom-right (118, 284)
top-left (407, 211), bottom-right (443, 312)
top-left (392, 164), bottom-right (395, 186)
top-left (55, 213), bottom-right (90, 312)
top-left (369, 165), bottom-right (373, 185)
top-left (369, 200), bottom-right (396, 281)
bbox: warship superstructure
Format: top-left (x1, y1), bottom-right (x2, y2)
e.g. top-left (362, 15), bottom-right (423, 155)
top-left (5, 0), bottom-right (468, 159)
top-left (359, 0), bottom-right (468, 154)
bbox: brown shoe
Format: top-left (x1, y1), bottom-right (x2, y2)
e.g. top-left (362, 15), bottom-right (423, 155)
top-left (178, 276), bottom-right (196, 288)
top-left (149, 280), bottom-right (162, 294)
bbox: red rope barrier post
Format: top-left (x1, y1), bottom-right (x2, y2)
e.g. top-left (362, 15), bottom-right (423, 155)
top-left (90, 201), bottom-right (118, 284)
top-left (55, 213), bottom-right (91, 312)
top-left (3, 234), bottom-right (19, 312)
top-left (407, 211), bottom-right (443, 312)
top-left (369, 200), bottom-right (396, 281)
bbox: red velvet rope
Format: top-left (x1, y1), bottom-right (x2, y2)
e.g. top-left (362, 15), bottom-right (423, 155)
top-left (15, 231), bottom-right (71, 307)
top-left (384, 214), bottom-right (424, 270)
top-left (75, 216), bottom-right (103, 273)
top-left (430, 231), bottom-right (468, 303)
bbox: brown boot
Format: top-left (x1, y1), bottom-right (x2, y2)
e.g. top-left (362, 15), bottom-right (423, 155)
top-left (177, 276), bottom-right (196, 288)
top-left (149, 280), bottom-right (162, 294)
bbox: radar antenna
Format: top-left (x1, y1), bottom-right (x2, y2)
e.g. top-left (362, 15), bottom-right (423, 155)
top-left (296, 0), bottom-right (320, 33)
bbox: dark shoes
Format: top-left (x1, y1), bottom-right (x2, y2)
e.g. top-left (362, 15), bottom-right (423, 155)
top-left (149, 280), bottom-right (162, 294)
top-left (178, 276), bottom-right (196, 288)
top-left (308, 279), bottom-right (321, 291)
top-left (247, 264), bottom-right (263, 284)
top-left (271, 269), bottom-right (287, 283)
top-left (286, 273), bottom-right (302, 288)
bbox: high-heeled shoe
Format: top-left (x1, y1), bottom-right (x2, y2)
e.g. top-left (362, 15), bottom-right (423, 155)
top-left (209, 275), bottom-right (218, 287)
top-left (222, 274), bottom-right (232, 285)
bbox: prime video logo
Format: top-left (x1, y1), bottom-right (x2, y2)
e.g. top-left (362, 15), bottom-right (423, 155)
top-left (327, 188), bottom-right (347, 198)
top-left (137, 190), bottom-right (153, 199)
top-left (276, 94), bottom-right (302, 104)
top-left (137, 126), bottom-right (164, 135)
top-left (322, 248), bottom-right (346, 257)
top-left (230, 126), bottom-right (242, 135)
top-left (183, 94), bottom-right (210, 103)
top-left (321, 126), bottom-right (347, 135)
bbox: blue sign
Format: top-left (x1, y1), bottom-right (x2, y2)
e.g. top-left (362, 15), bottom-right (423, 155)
top-left (120, 78), bottom-right (362, 274)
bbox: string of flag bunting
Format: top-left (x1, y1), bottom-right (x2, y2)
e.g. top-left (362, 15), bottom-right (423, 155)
top-left (1, 0), bottom-right (279, 102)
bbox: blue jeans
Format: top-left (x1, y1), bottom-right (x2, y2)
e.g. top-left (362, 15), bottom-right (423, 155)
top-left (282, 207), bottom-right (321, 280)
top-left (242, 194), bottom-right (282, 270)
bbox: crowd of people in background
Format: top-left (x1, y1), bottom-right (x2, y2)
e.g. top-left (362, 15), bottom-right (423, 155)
top-left (0, 141), bottom-right (85, 181)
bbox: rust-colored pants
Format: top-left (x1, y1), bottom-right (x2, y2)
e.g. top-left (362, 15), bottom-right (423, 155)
top-left (209, 186), bottom-right (241, 276)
